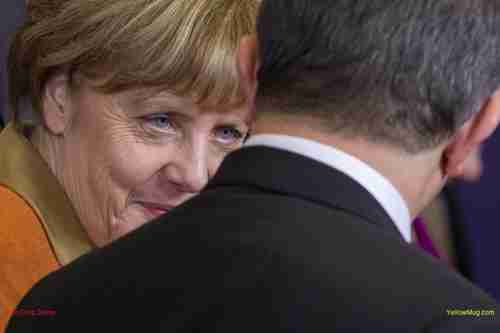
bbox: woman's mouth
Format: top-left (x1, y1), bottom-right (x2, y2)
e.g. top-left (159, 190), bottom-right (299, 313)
top-left (137, 202), bottom-right (172, 219)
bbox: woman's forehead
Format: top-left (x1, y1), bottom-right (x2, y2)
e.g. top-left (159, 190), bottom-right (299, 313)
top-left (114, 87), bottom-right (248, 115)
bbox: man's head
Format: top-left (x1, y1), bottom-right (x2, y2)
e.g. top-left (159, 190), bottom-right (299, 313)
top-left (239, 0), bottom-right (500, 216)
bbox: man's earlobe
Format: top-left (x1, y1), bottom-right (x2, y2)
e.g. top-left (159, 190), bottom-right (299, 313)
top-left (443, 130), bottom-right (470, 178)
top-left (41, 73), bottom-right (71, 135)
top-left (443, 88), bottom-right (500, 178)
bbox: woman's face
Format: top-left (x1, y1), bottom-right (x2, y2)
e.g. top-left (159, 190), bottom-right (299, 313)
top-left (52, 81), bottom-right (251, 246)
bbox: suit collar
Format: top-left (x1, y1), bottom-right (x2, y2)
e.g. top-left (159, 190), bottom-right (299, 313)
top-left (0, 122), bottom-right (93, 265)
top-left (208, 146), bottom-right (403, 240)
top-left (245, 134), bottom-right (411, 242)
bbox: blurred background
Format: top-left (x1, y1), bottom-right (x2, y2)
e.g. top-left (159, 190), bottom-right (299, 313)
top-left (1, 0), bottom-right (25, 127)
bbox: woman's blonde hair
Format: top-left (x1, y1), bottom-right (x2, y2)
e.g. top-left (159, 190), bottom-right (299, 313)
top-left (9, 0), bottom-right (259, 118)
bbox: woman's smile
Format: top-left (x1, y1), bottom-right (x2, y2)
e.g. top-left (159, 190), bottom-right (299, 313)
top-left (136, 201), bottom-right (173, 219)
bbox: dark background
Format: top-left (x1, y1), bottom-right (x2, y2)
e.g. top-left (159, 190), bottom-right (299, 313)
top-left (1, 0), bottom-right (25, 125)
top-left (450, 136), bottom-right (500, 302)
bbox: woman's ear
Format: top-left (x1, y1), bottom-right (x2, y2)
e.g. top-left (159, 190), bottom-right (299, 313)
top-left (41, 73), bottom-right (72, 135)
top-left (237, 34), bottom-right (259, 104)
top-left (443, 89), bottom-right (500, 178)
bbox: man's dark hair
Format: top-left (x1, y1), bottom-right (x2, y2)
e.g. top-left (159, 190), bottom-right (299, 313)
top-left (256, 0), bottom-right (500, 153)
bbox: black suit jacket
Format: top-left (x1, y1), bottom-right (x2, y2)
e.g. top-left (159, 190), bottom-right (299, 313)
top-left (6, 147), bottom-right (499, 332)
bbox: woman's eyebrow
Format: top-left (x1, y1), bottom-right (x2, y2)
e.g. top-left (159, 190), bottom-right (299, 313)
top-left (114, 93), bottom-right (178, 116)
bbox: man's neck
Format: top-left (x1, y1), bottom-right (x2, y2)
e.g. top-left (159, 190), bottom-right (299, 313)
top-left (251, 116), bottom-right (446, 219)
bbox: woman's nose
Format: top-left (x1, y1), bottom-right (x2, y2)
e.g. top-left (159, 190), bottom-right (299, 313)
top-left (163, 145), bottom-right (209, 193)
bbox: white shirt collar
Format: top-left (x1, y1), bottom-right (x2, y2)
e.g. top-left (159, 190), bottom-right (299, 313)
top-left (244, 134), bottom-right (412, 242)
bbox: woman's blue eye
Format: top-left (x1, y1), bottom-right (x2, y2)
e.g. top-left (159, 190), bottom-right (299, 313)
top-left (215, 127), bottom-right (244, 144)
top-left (144, 114), bottom-right (172, 129)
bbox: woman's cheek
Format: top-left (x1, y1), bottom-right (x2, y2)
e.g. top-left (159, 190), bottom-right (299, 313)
top-left (110, 142), bottom-right (167, 190)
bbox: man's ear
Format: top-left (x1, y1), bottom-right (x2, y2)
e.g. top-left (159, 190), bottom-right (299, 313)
top-left (237, 34), bottom-right (259, 106)
top-left (41, 73), bottom-right (72, 135)
top-left (443, 89), bottom-right (500, 178)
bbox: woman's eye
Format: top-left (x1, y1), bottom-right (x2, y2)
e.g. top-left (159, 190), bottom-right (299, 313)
top-left (143, 114), bottom-right (173, 131)
top-left (215, 126), bottom-right (244, 145)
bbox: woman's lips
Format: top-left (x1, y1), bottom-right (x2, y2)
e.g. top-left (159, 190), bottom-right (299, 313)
top-left (137, 202), bottom-right (172, 218)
